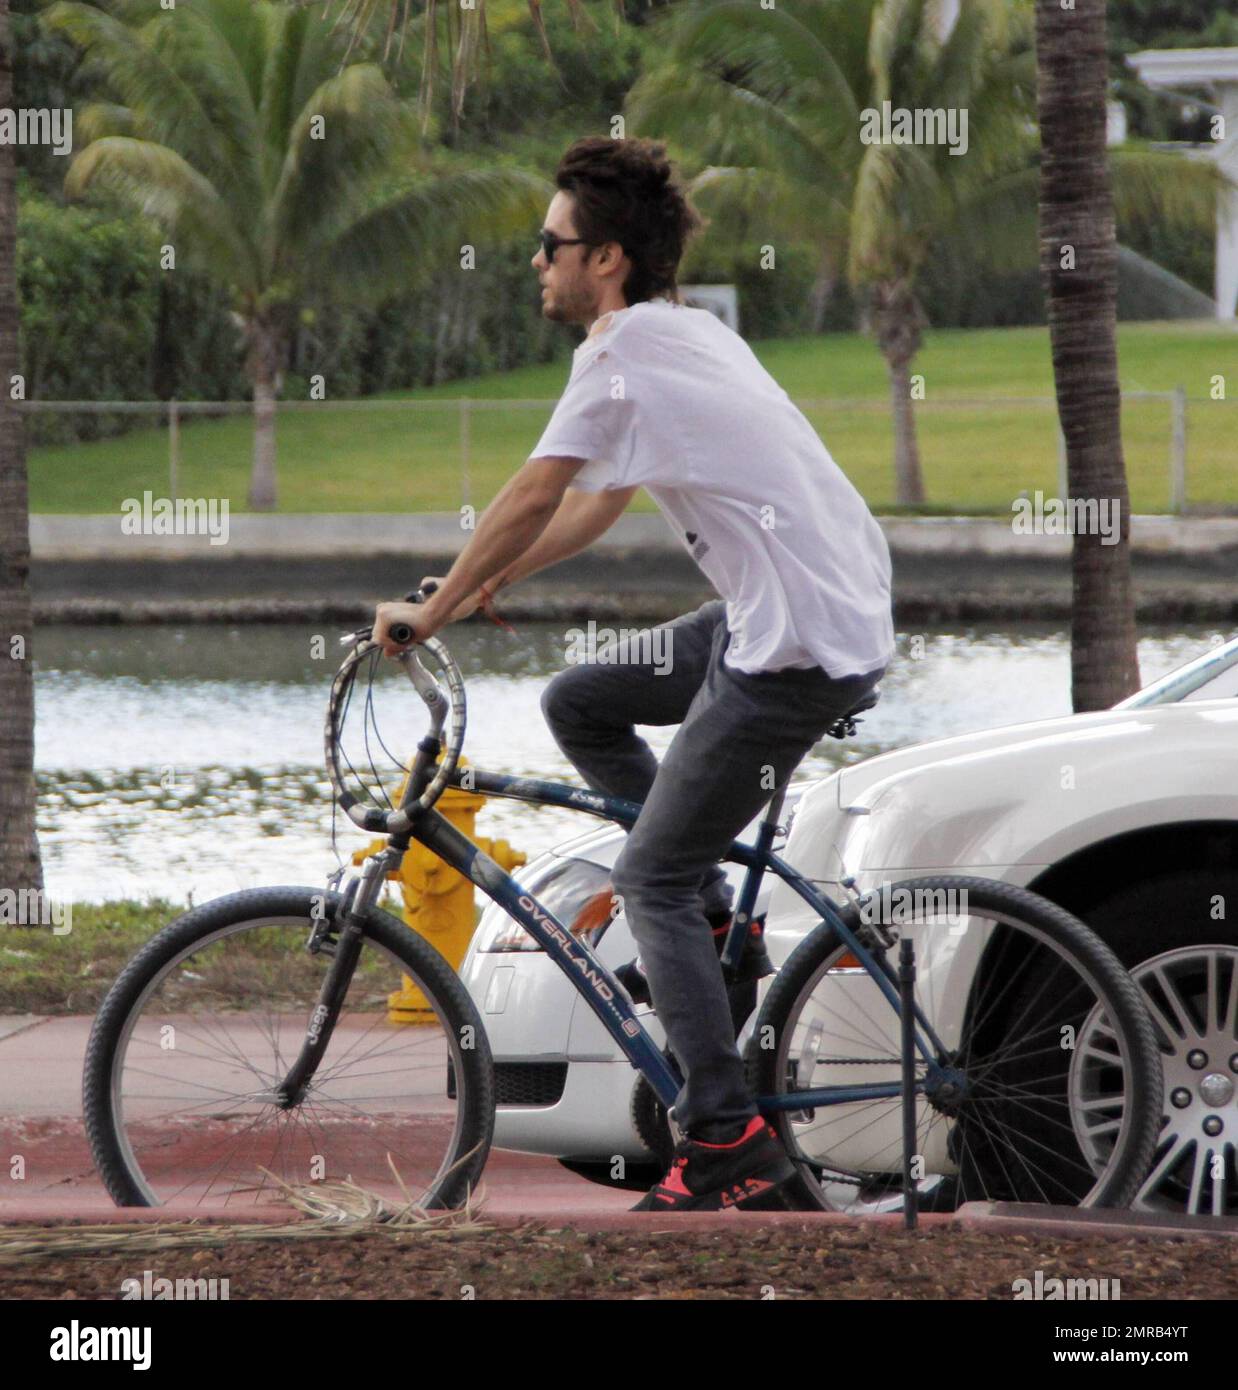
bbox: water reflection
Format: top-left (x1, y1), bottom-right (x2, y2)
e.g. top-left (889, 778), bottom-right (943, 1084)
top-left (33, 622), bottom-right (1224, 903)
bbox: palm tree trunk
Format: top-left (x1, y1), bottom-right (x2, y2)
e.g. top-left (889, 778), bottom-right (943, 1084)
top-left (1035, 0), bottom-right (1139, 711)
top-left (247, 317), bottom-right (280, 511)
top-left (872, 281), bottom-right (926, 506)
top-left (807, 248), bottom-right (837, 334)
top-left (0, 0), bottom-right (45, 895)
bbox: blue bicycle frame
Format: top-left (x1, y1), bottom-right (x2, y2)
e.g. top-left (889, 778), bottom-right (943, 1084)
top-left (403, 765), bottom-right (954, 1115)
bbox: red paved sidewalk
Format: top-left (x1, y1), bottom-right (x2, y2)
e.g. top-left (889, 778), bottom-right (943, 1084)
top-left (2, 1015), bottom-right (1235, 1238)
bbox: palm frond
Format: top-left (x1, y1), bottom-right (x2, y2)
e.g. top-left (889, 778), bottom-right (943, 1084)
top-left (655, 0), bottom-right (864, 135)
top-left (268, 64), bottom-right (415, 266)
top-left (63, 136), bottom-right (256, 288)
top-left (316, 164), bottom-right (550, 299)
top-left (74, 101), bottom-right (137, 143)
top-left (868, 0), bottom-right (919, 108)
top-left (848, 138), bottom-right (943, 284)
top-left (626, 66), bottom-right (843, 194)
top-left (42, 2), bottom-right (239, 196)
top-left (688, 164), bottom-right (847, 248)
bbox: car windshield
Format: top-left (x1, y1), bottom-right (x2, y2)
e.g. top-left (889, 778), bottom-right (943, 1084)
top-left (1116, 635), bottom-right (1238, 708)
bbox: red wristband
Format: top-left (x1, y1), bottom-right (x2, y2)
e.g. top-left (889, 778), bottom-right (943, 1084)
top-left (478, 583), bottom-right (516, 635)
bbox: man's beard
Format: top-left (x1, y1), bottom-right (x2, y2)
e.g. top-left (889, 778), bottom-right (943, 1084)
top-left (543, 276), bottom-right (595, 326)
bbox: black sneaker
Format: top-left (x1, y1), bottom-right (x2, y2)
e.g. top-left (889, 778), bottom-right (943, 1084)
top-left (615, 911), bottom-right (772, 1008)
top-left (630, 1115), bottom-right (795, 1211)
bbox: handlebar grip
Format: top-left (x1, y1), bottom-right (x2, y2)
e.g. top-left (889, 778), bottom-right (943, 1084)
top-left (390, 581), bottom-right (437, 646)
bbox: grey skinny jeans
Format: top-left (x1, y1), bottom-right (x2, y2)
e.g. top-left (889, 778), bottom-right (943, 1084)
top-left (541, 599), bottom-right (885, 1138)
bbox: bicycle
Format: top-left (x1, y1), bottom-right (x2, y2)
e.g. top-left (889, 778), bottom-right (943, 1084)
top-left (83, 593), bottom-right (1164, 1214)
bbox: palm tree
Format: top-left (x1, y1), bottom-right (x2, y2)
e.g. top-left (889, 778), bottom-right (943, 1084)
top-left (45, 0), bottom-right (548, 508)
top-left (0, 0), bottom-right (43, 897)
top-left (1034, 0), bottom-right (1138, 711)
top-left (623, 0), bottom-right (1219, 512)
top-left (624, 0), bottom-right (1037, 505)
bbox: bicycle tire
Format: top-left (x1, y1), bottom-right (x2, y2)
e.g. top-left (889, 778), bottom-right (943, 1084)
top-left (83, 886), bottom-right (494, 1210)
top-left (746, 875), bottom-right (1163, 1211)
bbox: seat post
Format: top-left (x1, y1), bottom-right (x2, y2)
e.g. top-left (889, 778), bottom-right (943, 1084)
top-left (719, 783), bottom-right (790, 973)
top-left (760, 783), bottom-right (789, 831)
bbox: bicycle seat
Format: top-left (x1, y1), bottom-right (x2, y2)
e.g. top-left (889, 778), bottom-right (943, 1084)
top-left (825, 684), bottom-right (881, 739)
top-left (847, 685), bottom-right (881, 717)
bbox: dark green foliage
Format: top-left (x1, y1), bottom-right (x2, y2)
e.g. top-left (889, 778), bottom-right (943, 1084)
top-left (16, 182), bottom-right (247, 440)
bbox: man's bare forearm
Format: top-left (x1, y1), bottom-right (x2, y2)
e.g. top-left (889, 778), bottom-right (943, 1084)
top-left (489, 485), bottom-right (637, 593)
top-left (373, 464), bottom-right (635, 653)
top-left (422, 475), bottom-right (560, 621)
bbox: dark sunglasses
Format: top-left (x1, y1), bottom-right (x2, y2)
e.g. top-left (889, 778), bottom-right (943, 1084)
top-left (538, 229), bottom-right (594, 263)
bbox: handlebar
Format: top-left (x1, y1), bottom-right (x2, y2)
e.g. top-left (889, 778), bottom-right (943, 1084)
top-left (327, 580), bottom-right (466, 834)
top-left (388, 579), bottom-right (437, 647)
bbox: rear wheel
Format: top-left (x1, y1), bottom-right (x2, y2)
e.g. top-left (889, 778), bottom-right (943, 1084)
top-left (84, 886), bottom-right (494, 1211)
top-left (747, 876), bottom-right (1163, 1214)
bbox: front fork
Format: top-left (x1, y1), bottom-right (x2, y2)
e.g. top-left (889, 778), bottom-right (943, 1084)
top-left (276, 847), bottom-right (401, 1109)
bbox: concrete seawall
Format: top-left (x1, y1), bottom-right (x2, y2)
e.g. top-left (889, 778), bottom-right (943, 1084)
top-left (29, 514), bottom-right (1238, 625)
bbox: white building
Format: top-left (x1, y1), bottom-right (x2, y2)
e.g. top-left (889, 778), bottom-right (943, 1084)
top-left (1126, 47), bottom-right (1238, 321)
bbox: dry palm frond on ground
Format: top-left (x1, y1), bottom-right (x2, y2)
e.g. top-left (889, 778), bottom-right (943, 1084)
top-left (0, 1162), bottom-right (488, 1264)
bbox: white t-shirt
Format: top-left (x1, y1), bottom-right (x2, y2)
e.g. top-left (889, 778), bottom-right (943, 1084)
top-left (527, 298), bottom-right (894, 678)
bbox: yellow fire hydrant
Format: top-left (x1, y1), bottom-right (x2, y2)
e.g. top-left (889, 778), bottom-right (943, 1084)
top-left (351, 758), bottom-right (526, 1023)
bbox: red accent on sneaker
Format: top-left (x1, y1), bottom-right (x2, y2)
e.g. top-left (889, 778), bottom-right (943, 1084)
top-left (659, 1158), bottom-right (692, 1198)
top-left (690, 1115), bottom-right (768, 1150)
top-left (719, 1178), bottom-right (774, 1208)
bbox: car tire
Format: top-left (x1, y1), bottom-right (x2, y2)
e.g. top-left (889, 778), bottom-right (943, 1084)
top-left (1082, 868), bottom-right (1238, 1215)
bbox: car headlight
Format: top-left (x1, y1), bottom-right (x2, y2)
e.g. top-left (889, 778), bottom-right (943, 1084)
top-left (472, 854), bottom-right (615, 952)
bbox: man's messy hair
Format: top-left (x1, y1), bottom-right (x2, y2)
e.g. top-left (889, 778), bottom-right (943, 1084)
top-left (554, 137), bottom-right (705, 305)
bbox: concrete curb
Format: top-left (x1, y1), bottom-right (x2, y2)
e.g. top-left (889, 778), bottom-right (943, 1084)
top-left (2, 1202), bottom-right (1232, 1239)
top-left (0, 1205), bottom-right (297, 1226)
top-left (28, 588), bottom-right (1238, 625)
top-left (29, 512), bottom-right (1238, 562)
top-left (954, 1202), bottom-right (1238, 1241)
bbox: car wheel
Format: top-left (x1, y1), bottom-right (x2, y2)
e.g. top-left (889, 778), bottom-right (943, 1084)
top-left (1083, 869), bottom-right (1238, 1217)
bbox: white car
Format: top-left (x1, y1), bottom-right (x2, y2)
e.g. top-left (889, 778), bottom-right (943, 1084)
top-left (459, 636), bottom-right (1238, 1215)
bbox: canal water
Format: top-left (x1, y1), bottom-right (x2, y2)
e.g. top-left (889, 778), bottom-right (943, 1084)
top-left (33, 621), bottom-right (1225, 904)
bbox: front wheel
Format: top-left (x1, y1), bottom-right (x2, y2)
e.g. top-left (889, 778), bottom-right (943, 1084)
top-left (747, 876), bottom-right (1163, 1214)
top-left (83, 886), bottom-right (494, 1211)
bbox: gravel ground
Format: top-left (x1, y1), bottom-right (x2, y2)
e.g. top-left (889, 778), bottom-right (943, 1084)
top-left (1, 1223), bottom-right (1233, 1301)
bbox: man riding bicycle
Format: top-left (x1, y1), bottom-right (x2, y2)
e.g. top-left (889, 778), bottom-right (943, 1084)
top-left (374, 136), bottom-right (895, 1211)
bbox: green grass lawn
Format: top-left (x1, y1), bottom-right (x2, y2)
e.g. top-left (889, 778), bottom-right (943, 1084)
top-left (0, 894), bottom-right (480, 1013)
top-left (27, 321), bottom-right (1238, 515)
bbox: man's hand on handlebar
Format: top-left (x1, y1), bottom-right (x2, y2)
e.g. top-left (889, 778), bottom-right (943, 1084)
top-left (372, 601), bottom-right (429, 657)
top-left (371, 576), bottom-right (490, 658)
